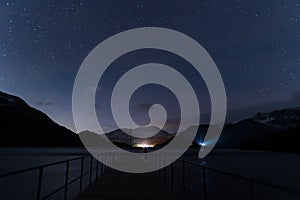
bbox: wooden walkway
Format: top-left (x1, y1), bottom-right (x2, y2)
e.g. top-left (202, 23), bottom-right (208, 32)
top-left (77, 170), bottom-right (177, 200)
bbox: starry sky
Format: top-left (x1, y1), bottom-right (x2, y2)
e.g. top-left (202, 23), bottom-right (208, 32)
top-left (0, 1), bottom-right (300, 133)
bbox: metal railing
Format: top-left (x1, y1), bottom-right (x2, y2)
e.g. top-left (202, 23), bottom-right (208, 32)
top-left (2, 151), bottom-right (300, 200)
top-left (0, 154), bottom-right (110, 200)
top-left (157, 156), bottom-right (300, 200)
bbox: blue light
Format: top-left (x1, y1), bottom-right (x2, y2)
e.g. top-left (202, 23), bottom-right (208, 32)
top-left (198, 142), bottom-right (206, 146)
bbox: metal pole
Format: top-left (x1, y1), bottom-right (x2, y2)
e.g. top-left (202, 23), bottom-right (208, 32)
top-left (103, 154), bottom-right (106, 173)
top-left (96, 155), bottom-right (99, 180)
top-left (164, 166), bottom-right (166, 184)
top-left (112, 151), bottom-right (115, 166)
top-left (104, 154), bottom-right (106, 173)
top-left (182, 160), bottom-right (186, 200)
top-left (158, 156), bottom-right (161, 180)
top-left (64, 160), bottom-right (70, 200)
top-left (171, 162), bottom-right (174, 194)
top-left (104, 154), bottom-right (107, 173)
top-left (156, 155), bottom-right (159, 178)
top-left (36, 166), bottom-right (44, 200)
top-left (106, 152), bottom-right (109, 171)
top-left (164, 156), bottom-right (167, 184)
top-left (106, 152), bottom-right (109, 172)
top-left (100, 154), bottom-right (103, 174)
top-left (89, 156), bottom-right (93, 186)
top-left (79, 157), bottom-right (84, 196)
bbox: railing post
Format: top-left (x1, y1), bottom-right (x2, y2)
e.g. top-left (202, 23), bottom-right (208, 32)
top-left (104, 154), bottom-right (107, 173)
top-left (3, 155), bottom-right (299, 200)
top-left (112, 151), bottom-right (115, 166)
top-left (171, 162), bottom-right (174, 194)
top-left (248, 177), bottom-right (254, 200)
top-left (106, 152), bottom-right (109, 172)
top-left (89, 156), bottom-right (93, 186)
top-left (155, 155), bottom-right (158, 173)
top-left (182, 160), bottom-right (186, 200)
top-left (163, 157), bottom-right (166, 184)
top-left (79, 157), bottom-right (84, 196)
top-left (99, 154), bottom-right (102, 175)
top-left (158, 156), bottom-right (161, 180)
top-left (64, 160), bottom-right (70, 200)
top-left (202, 167), bottom-right (207, 199)
top-left (36, 166), bottom-right (44, 200)
top-left (101, 155), bottom-right (104, 175)
top-left (163, 166), bottom-right (166, 184)
top-left (103, 154), bottom-right (105, 173)
top-left (96, 155), bottom-right (99, 180)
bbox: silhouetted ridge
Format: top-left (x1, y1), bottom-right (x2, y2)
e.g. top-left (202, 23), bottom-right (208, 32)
top-left (192, 107), bottom-right (300, 153)
top-left (79, 127), bottom-right (173, 147)
top-left (0, 91), bottom-right (82, 147)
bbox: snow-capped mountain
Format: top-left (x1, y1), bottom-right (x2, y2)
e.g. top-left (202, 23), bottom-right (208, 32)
top-left (192, 107), bottom-right (300, 153)
top-left (253, 107), bottom-right (300, 130)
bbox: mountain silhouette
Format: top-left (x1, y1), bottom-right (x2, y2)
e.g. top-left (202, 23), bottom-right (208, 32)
top-left (0, 91), bottom-right (82, 146)
top-left (79, 126), bottom-right (173, 147)
top-left (193, 107), bottom-right (300, 153)
top-left (1, 90), bottom-right (299, 153)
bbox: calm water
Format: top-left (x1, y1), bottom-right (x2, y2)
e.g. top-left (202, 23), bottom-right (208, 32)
top-left (0, 147), bottom-right (94, 200)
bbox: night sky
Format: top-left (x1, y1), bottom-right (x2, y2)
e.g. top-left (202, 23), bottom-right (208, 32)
top-left (1, 1), bottom-right (300, 133)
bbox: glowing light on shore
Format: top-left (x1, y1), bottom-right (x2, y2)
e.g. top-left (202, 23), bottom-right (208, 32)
top-left (198, 142), bottom-right (206, 146)
top-left (134, 144), bottom-right (154, 148)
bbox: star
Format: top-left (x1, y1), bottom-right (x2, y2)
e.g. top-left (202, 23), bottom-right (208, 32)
top-left (0, 0), bottom-right (299, 131)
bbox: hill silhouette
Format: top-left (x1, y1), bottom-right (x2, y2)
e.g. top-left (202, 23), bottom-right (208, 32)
top-left (1, 90), bottom-right (299, 153)
top-left (79, 127), bottom-right (173, 147)
top-left (193, 107), bottom-right (300, 153)
top-left (0, 91), bottom-right (82, 146)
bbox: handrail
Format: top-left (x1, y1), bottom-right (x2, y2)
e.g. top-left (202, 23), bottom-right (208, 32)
top-left (0, 153), bottom-right (109, 200)
top-left (0, 156), bottom-right (84, 178)
top-left (179, 158), bottom-right (300, 196)
top-left (2, 152), bottom-right (299, 199)
top-left (41, 166), bottom-right (99, 200)
top-left (158, 155), bottom-right (300, 200)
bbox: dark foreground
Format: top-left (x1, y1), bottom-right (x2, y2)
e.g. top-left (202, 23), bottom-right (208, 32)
top-left (77, 169), bottom-right (176, 200)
